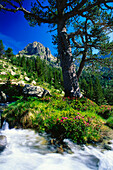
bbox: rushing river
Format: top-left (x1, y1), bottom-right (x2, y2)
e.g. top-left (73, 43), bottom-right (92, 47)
top-left (0, 128), bottom-right (113, 170)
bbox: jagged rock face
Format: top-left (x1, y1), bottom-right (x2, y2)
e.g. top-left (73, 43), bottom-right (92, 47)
top-left (19, 41), bottom-right (54, 62)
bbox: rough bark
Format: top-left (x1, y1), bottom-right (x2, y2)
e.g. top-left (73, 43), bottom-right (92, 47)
top-left (77, 52), bottom-right (86, 80)
top-left (57, 21), bottom-right (82, 97)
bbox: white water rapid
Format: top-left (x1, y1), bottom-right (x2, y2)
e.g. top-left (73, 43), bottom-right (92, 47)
top-left (0, 128), bottom-right (113, 170)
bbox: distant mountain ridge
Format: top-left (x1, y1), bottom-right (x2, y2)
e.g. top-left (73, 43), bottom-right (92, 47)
top-left (18, 41), bottom-right (59, 67)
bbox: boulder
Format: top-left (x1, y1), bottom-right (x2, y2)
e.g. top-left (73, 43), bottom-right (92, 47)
top-left (0, 135), bottom-right (7, 152)
top-left (23, 84), bottom-right (50, 98)
top-left (103, 143), bottom-right (112, 150)
top-left (24, 76), bottom-right (30, 81)
top-left (18, 81), bottom-right (25, 86)
top-left (31, 80), bottom-right (36, 85)
top-left (0, 91), bottom-right (7, 102)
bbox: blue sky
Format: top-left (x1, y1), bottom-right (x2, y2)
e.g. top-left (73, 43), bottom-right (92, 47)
top-left (0, 1), bottom-right (113, 56)
top-left (0, 0), bottom-right (56, 55)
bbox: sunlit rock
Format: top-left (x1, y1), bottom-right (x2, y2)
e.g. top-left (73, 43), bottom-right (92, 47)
top-left (23, 84), bottom-right (50, 98)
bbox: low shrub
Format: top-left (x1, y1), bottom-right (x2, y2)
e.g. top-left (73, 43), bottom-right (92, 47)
top-left (106, 117), bottom-right (113, 129)
top-left (35, 111), bottom-right (102, 143)
top-left (3, 97), bottom-right (103, 144)
top-left (97, 105), bottom-right (113, 119)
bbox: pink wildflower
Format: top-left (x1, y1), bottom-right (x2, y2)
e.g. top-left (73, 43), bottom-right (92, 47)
top-left (83, 121), bottom-right (86, 124)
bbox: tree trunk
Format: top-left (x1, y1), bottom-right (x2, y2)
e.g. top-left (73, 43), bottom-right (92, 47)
top-left (77, 52), bottom-right (86, 80)
top-left (57, 21), bottom-right (82, 97)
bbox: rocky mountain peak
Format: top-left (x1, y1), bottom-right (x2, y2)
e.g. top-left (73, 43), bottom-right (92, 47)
top-left (18, 41), bottom-right (57, 65)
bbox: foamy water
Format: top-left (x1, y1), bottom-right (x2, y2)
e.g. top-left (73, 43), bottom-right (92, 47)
top-left (0, 129), bottom-right (113, 170)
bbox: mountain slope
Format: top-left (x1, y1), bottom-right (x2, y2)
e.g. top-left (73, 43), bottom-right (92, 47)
top-left (17, 41), bottom-right (59, 67)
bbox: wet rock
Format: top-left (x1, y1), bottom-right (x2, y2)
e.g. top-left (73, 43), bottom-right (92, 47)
top-left (107, 141), bottom-right (112, 144)
top-left (48, 138), bottom-right (73, 154)
top-left (103, 143), bottom-right (112, 150)
top-left (0, 135), bottom-right (7, 152)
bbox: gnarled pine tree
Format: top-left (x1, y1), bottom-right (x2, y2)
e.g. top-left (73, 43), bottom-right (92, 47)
top-left (0, 0), bottom-right (113, 97)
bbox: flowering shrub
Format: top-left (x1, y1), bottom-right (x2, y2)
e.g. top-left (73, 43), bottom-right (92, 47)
top-left (3, 96), bottom-right (111, 144)
top-left (34, 108), bottom-right (102, 144)
top-left (97, 105), bottom-right (113, 119)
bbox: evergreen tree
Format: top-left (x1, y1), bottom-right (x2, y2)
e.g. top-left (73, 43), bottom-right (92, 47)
top-left (48, 67), bottom-right (53, 86)
top-left (0, 1), bottom-right (112, 97)
top-left (5, 47), bottom-right (13, 58)
top-left (87, 79), bottom-right (94, 100)
top-left (21, 55), bottom-right (26, 69)
top-left (93, 77), bottom-right (104, 105)
top-left (0, 40), bottom-right (4, 58)
top-left (80, 78), bottom-right (88, 96)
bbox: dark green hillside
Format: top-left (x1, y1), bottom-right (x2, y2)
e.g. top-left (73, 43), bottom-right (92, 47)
top-left (9, 55), bottom-right (64, 90)
top-left (79, 67), bottom-right (113, 105)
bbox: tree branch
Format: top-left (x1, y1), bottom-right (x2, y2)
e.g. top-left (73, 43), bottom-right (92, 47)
top-left (0, 4), bottom-right (19, 12)
top-left (85, 58), bottom-right (103, 62)
top-left (85, 57), bottom-right (113, 69)
top-left (104, 2), bottom-right (113, 9)
top-left (4, 0), bottom-right (20, 8)
top-left (72, 38), bottom-right (83, 48)
top-left (64, 0), bottom-right (113, 21)
top-left (0, 3), bottom-right (56, 24)
top-left (36, 0), bottom-right (57, 17)
top-left (68, 30), bottom-right (81, 38)
top-left (77, 51), bottom-right (87, 80)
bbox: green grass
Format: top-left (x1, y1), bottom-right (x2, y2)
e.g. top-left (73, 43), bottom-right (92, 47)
top-left (3, 96), bottom-right (111, 144)
top-left (106, 117), bottom-right (113, 129)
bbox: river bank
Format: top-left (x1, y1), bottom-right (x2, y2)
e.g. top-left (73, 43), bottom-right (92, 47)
top-left (1, 96), bottom-right (113, 144)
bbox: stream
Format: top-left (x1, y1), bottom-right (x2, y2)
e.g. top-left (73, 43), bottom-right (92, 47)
top-left (0, 102), bottom-right (113, 170)
top-left (0, 128), bottom-right (113, 170)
